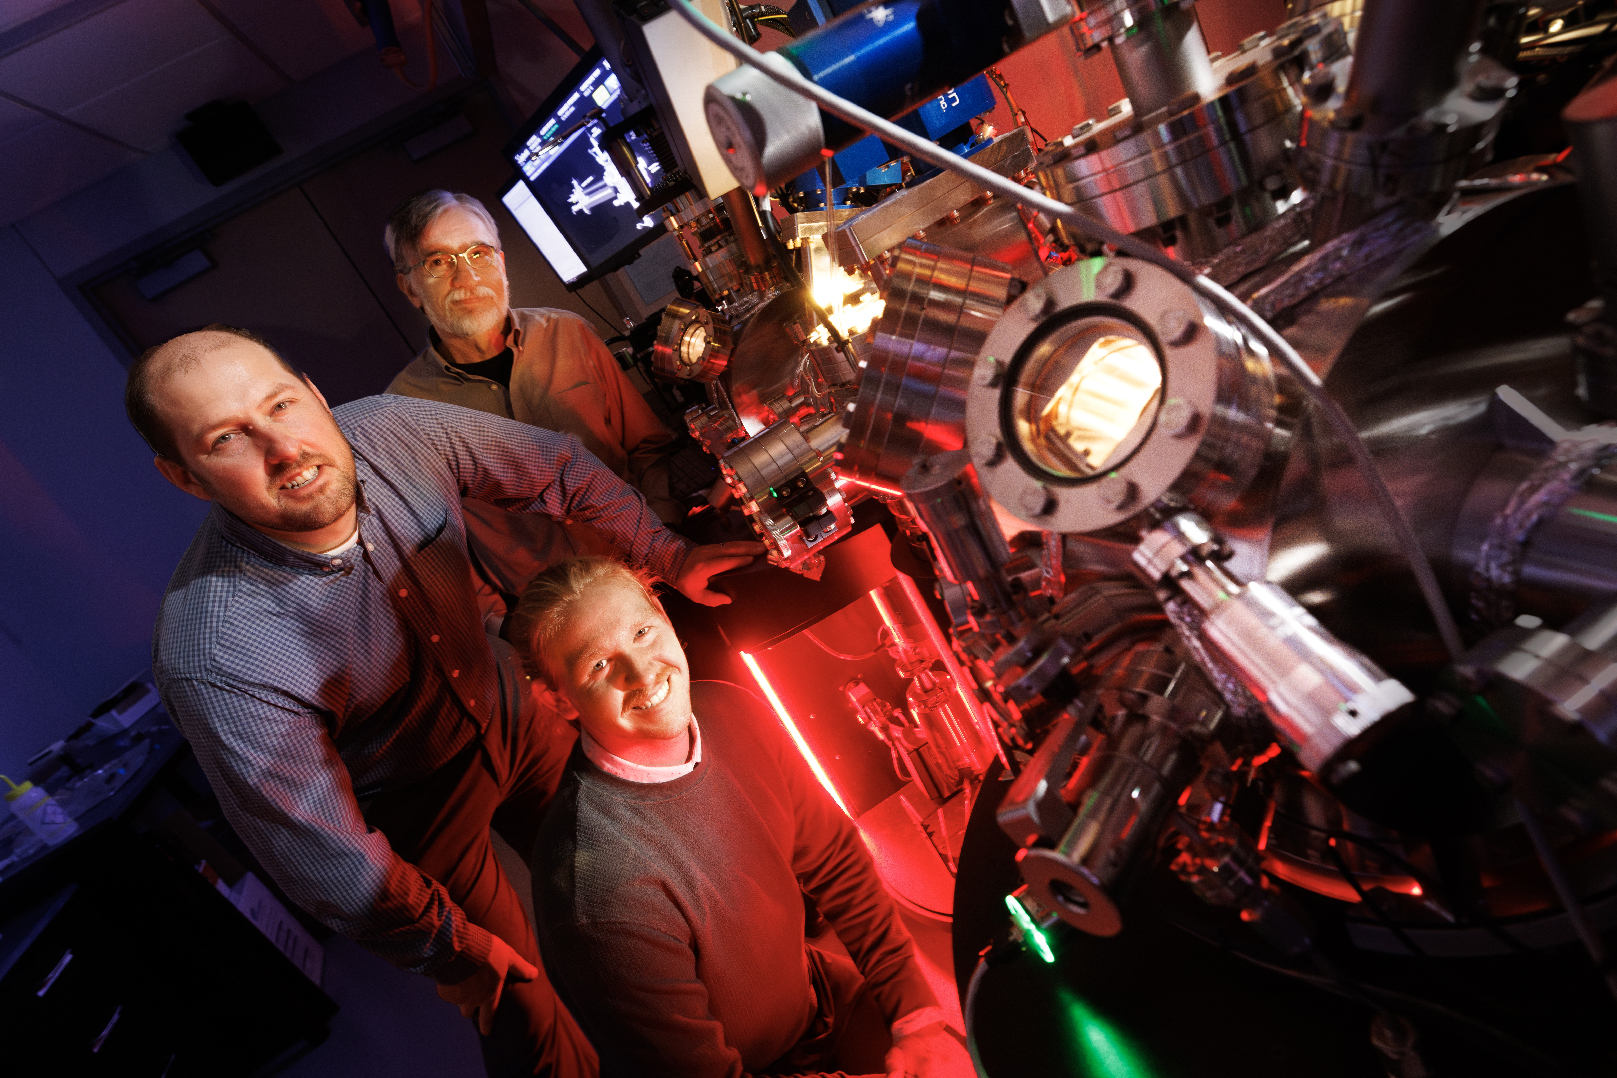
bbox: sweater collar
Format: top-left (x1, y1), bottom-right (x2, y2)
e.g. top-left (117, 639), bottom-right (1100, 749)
top-left (580, 716), bottom-right (702, 784)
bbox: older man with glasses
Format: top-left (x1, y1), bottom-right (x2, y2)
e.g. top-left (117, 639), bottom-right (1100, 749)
top-left (384, 189), bottom-right (681, 634)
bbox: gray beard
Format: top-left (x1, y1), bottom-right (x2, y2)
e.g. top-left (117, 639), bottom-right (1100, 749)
top-left (429, 277), bottom-right (509, 340)
top-left (435, 301), bottom-right (507, 339)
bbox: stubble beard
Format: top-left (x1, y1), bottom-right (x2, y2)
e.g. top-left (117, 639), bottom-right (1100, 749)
top-left (255, 445), bottom-right (359, 535)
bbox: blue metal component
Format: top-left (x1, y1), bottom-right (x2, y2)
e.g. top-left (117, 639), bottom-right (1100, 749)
top-left (864, 160), bottom-right (903, 185)
top-left (783, 70), bottom-right (998, 203)
top-left (775, 0), bottom-right (1011, 149)
top-left (835, 135), bottom-right (892, 184)
top-left (918, 73), bottom-right (996, 138)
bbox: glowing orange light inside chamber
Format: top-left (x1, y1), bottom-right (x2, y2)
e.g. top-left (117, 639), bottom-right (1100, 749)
top-left (738, 650), bottom-right (852, 818)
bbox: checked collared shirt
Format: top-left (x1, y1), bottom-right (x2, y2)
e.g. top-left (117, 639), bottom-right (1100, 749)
top-left (153, 394), bottom-right (690, 980)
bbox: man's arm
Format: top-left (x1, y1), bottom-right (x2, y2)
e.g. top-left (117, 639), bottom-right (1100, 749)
top-left (544, 917), bottom-right (880, 1078)
top-left (376, 397), bottom-right (761, 604)
top-left (769, 707), bottom-right (974, 1078)
top-left (162, 676), bottom-right (497, 983)
top-left (580, 323), bottom-right (686, 525)
top-left (385, 396), bottom-right (691, 583)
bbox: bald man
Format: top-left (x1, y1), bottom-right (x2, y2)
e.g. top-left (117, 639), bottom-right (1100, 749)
top-left (126, 324), bottom-right (760, 1078)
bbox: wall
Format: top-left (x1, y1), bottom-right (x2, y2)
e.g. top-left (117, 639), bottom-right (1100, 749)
top-left (0, 225), bottom-right (208, 775)
top-left (0, 28), bottom-right (576, 776)
top-left (0, 5), bottom-right (604, 776)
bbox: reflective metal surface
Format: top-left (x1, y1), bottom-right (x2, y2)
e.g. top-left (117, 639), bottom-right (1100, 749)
top-left (669, 0), bottom-right (1617, 1063)
top-left (841, 241), bottom-right (1020, 490)
top-left (652, 298), bottom-right (732, 382)
top-left (965, 255), bottom-right (1280, 534)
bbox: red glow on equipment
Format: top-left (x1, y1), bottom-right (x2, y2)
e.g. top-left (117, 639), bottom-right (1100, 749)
top-left (738, 650), bottom-right (852, 818)
top-left (838, 473), bottom-right (905, 498)
top-left (1256, 796), bottom-right (1277, 851)
top-left (1251, 742), bottom-right (1282, 768)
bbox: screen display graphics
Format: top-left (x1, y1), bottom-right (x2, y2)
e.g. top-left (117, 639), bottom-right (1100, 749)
top-left (502, 49), bottom-right (663, 288)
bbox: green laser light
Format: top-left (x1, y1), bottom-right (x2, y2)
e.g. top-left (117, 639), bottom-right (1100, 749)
top-left (1005, 892), bottom-right (1056, 963)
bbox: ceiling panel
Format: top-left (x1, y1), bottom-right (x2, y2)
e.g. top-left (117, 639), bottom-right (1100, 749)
top-left (0, 0), bottom-right (92, 37)
top-left (221, 0), bottom-right (381, 82)
top-left (0, 116), bottom-right (140, 221)
top-left (0, 0), bottom-right (222, 112)
top-left (0, 92), bottom-right (51, 143)
top-left (64, 34), bottom-right (285, 152)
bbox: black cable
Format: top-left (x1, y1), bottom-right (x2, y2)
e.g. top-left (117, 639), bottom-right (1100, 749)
top-left (963, 945), bottom-right (1016, 1078)
top-left (1161, 912), bottom-right (1565, 1071)
top-left (1316, 837), bottom-right (1558, 1039)
top-left (1516, 798), bottom-right (1617, 1004)
top-left (802, 626), bottom-right (885, 662)
top-left (1272, 809), bottom-right (1532, 955)
top-left (1324, 838), bottom-right (1432, 960)
top-left (512, 0), bottom-right (588, 57)
top-left (576, 290), bottom-right (621, 334)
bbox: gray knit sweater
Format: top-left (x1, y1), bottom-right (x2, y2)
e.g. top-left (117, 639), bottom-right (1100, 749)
top-left (533, 680), bottom-right (937, 1078)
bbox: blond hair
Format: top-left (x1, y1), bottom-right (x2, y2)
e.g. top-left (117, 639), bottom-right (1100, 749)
top-left (509, 557), bottom-right (662, 687)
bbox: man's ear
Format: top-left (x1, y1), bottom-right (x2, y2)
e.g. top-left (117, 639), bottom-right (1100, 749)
top-left (396, 272), bottom-right (423, 310)
top-left (303, 374), bottom-right (334, 415)
top-left (154, 455), bottom-right (212, 501)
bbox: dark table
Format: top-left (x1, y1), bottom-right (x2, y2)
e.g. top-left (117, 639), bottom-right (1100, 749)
top-left (0, 688), bottom-right (338, 1076)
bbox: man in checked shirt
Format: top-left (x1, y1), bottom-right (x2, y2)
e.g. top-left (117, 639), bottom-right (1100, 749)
top-left (125, 325), bottom-right (760, 1078)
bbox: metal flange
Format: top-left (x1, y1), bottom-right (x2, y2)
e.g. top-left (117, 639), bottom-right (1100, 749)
top-left (652, 299), bottom-right (733, 383)
top-left (964, 255), bottom-right (1278, 533)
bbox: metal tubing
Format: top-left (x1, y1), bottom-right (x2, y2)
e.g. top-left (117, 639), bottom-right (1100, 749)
top-left (720, 187), bottom-right (773, 271)
top-left (1018, 706), bottom-right (1200, 936)
top-left (1342, 0), bottom-right (1485, 134)
top-left (872, 575), bottom-right (997, 771)
top-left (1564, 62), bottom-right (1617, 417)
top-left (901, 450), bottom-right (1016, 617)
top-left (1111, 3), bottom-right (1216, 118)
top-left (674, 0), bottom-right (1468, 660)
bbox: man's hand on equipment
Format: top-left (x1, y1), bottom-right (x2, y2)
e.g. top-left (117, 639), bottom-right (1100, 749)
top-left (436, 934), bottom-right (538, 1035)
top-left (674, 541), bottom-right (766, 606)
top-left (885, 1021), bottom-right (976, 1078)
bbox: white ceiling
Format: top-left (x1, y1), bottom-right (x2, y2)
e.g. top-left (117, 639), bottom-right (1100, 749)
top-left (0, 0), bottom-right (424, 224)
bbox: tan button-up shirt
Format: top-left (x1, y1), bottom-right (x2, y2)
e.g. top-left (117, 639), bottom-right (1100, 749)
top-left (387, 307), bottom-right (679, 623)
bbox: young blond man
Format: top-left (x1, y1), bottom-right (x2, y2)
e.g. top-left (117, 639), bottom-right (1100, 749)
top-left (511, 557), bottom-right (974, 1078)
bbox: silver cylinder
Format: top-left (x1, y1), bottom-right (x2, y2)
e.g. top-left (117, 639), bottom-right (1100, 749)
top-left (841, 241), bottom-right (1018, 490)
top-left (1453, 447), bottom-right (1617, 630)
top-left (1563, 67), bottom-right (1617, 416)
top-left (1112, 3), bottom-right (1217, 119)
top-left (704, 53), bottom-right (825, 196)
top-left (1343, 0), bottom-right (1486, 135)
top-left (1135, 512), bottom-right (1415, 776)
top-left (724, 415), bottom-right (824, 500)
top-left (1017, 643), bottom-right (1218, 935)
top-left (900, 449), bottom-right (1016, 618)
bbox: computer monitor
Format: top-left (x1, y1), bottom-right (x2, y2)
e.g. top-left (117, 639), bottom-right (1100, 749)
top-left (501, 48), bottom-right (668, 290)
